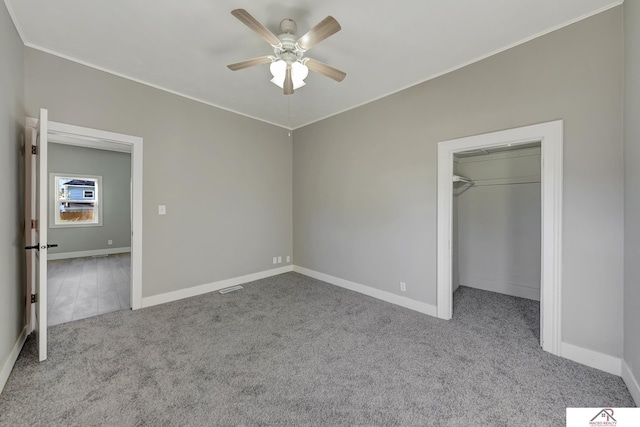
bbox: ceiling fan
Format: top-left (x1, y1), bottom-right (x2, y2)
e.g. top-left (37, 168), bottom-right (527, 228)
top-left (227, 9), bottom-right (346, 95)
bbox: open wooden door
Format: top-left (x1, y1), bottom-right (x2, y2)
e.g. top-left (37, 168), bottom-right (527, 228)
top-left (36, 108), bottom-right (49, 361)
top-left (24, 124), bottom-right (35, 337)
top-left (25, 108), bottom-right (51, 361)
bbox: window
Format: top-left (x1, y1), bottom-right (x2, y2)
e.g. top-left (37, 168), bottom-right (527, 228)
top-left (50, 174), bottom-right (103, 227)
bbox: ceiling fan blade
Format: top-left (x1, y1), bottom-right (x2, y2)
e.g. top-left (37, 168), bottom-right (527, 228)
top-left (231, 9), bottom-right (281, 47)
top-left (227, 56), bottom-right (273, 71)
top-left (296, 16), bottom-right (341, 51)
top-left (304, 58), bottom-right (346, 82)
top-left (283, 66), bottom-right (294, 95)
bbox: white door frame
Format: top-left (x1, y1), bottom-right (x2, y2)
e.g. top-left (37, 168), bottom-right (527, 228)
top-left (436, 120), bottom-right (563, 356)
top-left (26, 117), bottom-right (144, 310)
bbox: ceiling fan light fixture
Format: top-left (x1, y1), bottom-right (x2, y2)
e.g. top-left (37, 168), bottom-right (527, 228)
top-left (228, 10), bottom-right (345, 95)
top-left (270, 60), bottom-right (308, 90)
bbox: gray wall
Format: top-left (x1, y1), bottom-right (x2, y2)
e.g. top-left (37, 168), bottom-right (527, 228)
top-left (25, 48), bottom-right (292, 298)
top-left (293, 8), bottom-right (624, 356)
top-left (454, 148), bottom-right (541, 300)
top-left (624, 0), bottom-right (640, 396)
top-left (0, 0), bottom-right (25, 386)
top-left (48, 143), bottom-right (131, 255)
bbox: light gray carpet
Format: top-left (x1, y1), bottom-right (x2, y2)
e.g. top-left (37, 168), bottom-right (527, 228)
top-left (0, 272), bottom-right (634, 426)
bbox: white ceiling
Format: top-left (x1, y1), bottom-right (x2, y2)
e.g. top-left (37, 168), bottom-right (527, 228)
top-left (5, 0), bottom-right (621, 129)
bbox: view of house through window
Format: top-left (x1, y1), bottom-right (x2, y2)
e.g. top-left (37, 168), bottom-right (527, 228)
top-left (51, 174), bottom-right (103, 226)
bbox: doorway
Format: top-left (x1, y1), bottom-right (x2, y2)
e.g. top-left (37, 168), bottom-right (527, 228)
top-left (47, 142), bottom-right (132, 325)
top-left (436, 120), bottom-right (563, 356)
top-left (25, 113), bottom-right (143, 360)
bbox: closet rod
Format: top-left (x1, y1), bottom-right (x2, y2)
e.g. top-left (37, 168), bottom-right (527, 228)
top-left (453, 174), bottom-right (474, 184)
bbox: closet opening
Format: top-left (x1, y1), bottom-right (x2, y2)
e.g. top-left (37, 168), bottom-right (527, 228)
top-left (452, 142), bottom-right (541, 341)
top-left (436, 120), bottom-right (563, 356)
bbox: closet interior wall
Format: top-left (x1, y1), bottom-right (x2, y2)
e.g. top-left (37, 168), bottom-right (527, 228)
top-left (453, 145), bottom-right (542, 300)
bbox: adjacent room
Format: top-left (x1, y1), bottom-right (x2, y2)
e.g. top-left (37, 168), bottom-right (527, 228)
top-left (47, 142), bottom-right (132, 325)
top-left (1, 0), bottom-right (639, 425)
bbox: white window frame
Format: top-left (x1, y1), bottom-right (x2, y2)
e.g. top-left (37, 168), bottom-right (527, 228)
top-left (50, 173), bottom-right (103, 228)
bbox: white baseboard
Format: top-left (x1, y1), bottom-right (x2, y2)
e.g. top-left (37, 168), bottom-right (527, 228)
top-left (48, 247), bottom-right (131, 261)
top-left (459, 275), bottom-right (540, 301)
top-left (0, 326), bottom-right (28, 395)
top-left (561, 342), bottom-right (621, 376)
top-left (141, 265), bottom-right (294, 308)
top-left (622, 360), bottom-right (640, 406)
top-left (293, 265), bottom-right (437, 317)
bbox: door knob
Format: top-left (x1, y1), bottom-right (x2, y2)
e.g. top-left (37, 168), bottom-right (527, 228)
top-left (24, 243), bottom-right (58, 250)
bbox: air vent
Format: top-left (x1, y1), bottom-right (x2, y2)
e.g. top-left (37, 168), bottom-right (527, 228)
top-left (219, 285), bottom-right (243, 294)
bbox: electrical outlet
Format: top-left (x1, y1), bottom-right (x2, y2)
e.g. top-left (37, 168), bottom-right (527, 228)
top-left (286, 255), bottom-right (291, 263)
top-left (400, 282), bottom-right (407, 292)
top-left (273, 257), bottom-right (277, 264)
top-left (277, 256), bottom-right (282, 263)
top-left (108, 240), bottom-right (113, 245)
top-left (158, 205), bottom-right (167, 215)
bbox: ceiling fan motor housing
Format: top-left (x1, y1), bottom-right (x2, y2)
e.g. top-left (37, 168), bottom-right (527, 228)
top-left (280, 18), bottom-right (297, 35)
top-left (277, 33), bottom-right (297, 53)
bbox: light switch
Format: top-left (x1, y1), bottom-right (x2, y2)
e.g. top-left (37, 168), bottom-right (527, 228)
top-left (158, 205), bottom-right (167, 215)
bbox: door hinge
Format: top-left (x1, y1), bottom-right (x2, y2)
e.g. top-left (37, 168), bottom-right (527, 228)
top-left (31, 219), bottom-right (37, 229)
top-left (31, 294), bottom-right (37, 304)
top-left (31, 145), bottom-right (37, 155)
